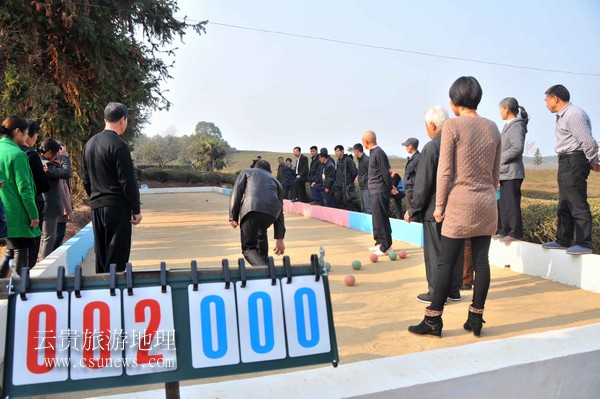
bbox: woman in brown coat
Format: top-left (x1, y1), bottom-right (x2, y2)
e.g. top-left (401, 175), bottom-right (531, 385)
top-left (409, 76), bottom-right (501, 337)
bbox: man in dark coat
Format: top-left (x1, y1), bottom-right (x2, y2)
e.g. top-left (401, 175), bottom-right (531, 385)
top-left (292, 146), bottom-right (309, 202)
top-left (83, 102), bottom-right (141, 273)
top-left (333, 145), bottom-right (357, 210)
top-left (405, 105), bottom-right (462, 303)
top-left (311, 148), bottom-right (336, 207)
top-left (353, 143), bottom-right (371, 214)
top-left (401, 137), bottom-right (421, 209)
top-left (229, 160), bottom-right (286, 266)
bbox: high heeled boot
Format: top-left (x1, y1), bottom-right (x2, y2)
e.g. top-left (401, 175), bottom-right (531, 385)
top-left (408, 308), bottom-right (443, 337)
top-left (463, 306), bottom-right (486, 337)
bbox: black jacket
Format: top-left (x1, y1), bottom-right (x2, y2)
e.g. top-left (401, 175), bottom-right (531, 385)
top-left (367, 146), bottom-right (393, 194)
top-left (42, 155), bottom-right (72, 217)
top-left (294, 154), bottom-right (309, 182)
top-left (335, 154), bottom-right (357, 188)
top-left (21, 146), bottom-right (50, 209)
top-left (82, 130), bottom-right (140, 214)
top-left (316, 158), bottom-right (336, 190)
top-left (404, 150), bottom-right (421, 192)
top-left (309, 155), bottom-right (320, 183)
top-left (407, 134), bottom-right (440, 222)
top-left (276, 163), bottom-right (287, 186)
top-left (229, 168), bottom-right (286, 239)
top-left (356, 153), bottom-right (369, 189)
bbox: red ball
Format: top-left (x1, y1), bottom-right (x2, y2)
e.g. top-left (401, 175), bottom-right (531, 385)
top-left (369, 253), bottom-right (379, 263)
top-left (398, 250), bottom-right (408, 259)
top-left (344, 275), bottom-right (356, 286)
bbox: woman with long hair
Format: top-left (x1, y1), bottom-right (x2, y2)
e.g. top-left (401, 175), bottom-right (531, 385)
top-left (408, 77), bottom-right (501, 337)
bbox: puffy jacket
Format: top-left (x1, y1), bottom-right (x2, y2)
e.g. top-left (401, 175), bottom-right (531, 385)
top-left (334, 154), bottom-right (357, 188)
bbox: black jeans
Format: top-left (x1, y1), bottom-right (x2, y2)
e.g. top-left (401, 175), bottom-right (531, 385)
top-left (240, 212), bottom-right (277, 266)
top-left (370, 191), bottom-right (392, 252)
top-left (556, 153), bottom-right (592, 248)
top-left (423, 221), bottom-right (463, 297)
top-left (0, 237), bottom-right (36, 277)
top-left (430, 235), bottom-right (491, 312)
top-left (92, 206), bottom-right (132, 273)
top-left (293, 179), bottom-right (307, 202)
top-left (498, 179), bottom-right (523, 239)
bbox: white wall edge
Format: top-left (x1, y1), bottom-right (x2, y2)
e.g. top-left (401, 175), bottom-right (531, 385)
top-left (95, 323), bottom-right (600, 399)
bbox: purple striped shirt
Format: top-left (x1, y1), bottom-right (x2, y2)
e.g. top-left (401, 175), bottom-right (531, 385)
top-left (555, 103), bottom-right (599, 166)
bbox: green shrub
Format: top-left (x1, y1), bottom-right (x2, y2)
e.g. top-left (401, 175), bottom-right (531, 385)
top-left (139, 168), bottom-right (238, 186)
top-left (521, 197), bottom-right (600, 254)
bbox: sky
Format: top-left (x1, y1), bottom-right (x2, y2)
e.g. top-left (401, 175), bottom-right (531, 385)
top-left (147, 0), bottom-right (600, 157)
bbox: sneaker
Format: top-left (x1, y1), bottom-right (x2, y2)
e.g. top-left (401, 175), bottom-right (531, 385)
top-left (499, 235), bottom-right (519, 243)
top-left (542, 241), bottom-right (567, 250)
top-left (460, 284), bottom-right (472, 290)
top-left (447, 294), bottom-right (462, 302)
top-left (492, 234), bottom-right (504, 240)
top-left (417, 293), bottom-right (432, 304)
top-left (368, 246), bottom-right (380, 252)
top-left (373, 249), bottom-right (388, 256)
top-left (566, 245), bottom-right (593, 255)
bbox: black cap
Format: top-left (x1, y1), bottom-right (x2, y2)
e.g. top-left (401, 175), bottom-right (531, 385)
top-left (401, 137), bottom-right (419, 148)
top-left (319, 148), bottom-right (329, 157)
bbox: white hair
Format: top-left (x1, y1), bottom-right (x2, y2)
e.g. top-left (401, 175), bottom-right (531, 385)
top-left (424, 105), bottom-right (449, 128)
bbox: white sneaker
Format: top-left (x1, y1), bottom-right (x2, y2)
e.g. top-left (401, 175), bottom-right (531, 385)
top-left (368, 246), bottom-right (380, 252)
top-left (373, 249), bottom-right (388, 256)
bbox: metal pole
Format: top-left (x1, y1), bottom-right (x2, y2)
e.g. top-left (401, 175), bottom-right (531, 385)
top-left (165, 381), bottom-right (180, 399)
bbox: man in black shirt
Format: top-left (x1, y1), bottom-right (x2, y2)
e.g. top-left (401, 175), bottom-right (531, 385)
top-left (83, 102), bottom-right (142, 273)
top-left (362, 130), bottom-right (396, 256)
top-left (353, 143), bottom-right (371, 214)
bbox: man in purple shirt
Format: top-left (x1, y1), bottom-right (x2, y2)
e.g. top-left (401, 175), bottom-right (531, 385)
top-left (542, 85), bottom-right (599, 255)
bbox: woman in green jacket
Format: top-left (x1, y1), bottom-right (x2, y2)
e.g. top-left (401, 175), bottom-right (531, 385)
top-left (0, 116), bottom-right (41, 276)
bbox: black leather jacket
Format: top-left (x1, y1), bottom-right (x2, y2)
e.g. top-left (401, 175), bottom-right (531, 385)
top-left (229, 168), bottom-right (286, 238)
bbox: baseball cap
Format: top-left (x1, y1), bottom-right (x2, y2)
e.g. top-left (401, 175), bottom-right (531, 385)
top-left (401, 137), bottom-right (419, 148)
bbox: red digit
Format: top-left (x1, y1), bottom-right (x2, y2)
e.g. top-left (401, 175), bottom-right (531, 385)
top-left (26, 304), bottom-right (57, 374)
top-left (82, 301), bottom-right (111, 369)
top-left (135, 299), bottom-right (163, 364)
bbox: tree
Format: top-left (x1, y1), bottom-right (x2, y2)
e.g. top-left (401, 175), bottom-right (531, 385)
top-left (524, 141), bottom-right (536, 157)
top-left (0, 1), bottom-right (206, 193)
top-left (182, 122), bottom-right (231, 171)
top-left (134, 134), bottom-right (181, 168)
top-left (533, 148), bottom-right (543, 167)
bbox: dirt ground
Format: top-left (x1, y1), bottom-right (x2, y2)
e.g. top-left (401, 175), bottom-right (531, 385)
top-left (41, 191), bottom-right (600, 399)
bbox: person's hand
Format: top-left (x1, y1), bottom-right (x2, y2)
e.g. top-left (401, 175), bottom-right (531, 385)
top-left (273, 239), bottom-right (285, 255)
top-left (404, 212), bottom-right (411, 223)
top-left (311, 182), bottom-right (316, 187)
top-left (391, 187), bottom-right (398, 195)
top-left (131, 213), bottom-right (143, 225)
top-left (592, 163), bottom-right (600, 172)
top-left (230, 220), bottom-right (238, 228)
top-left (67, 211), bottom-right (74, 220)
top-left (30, 219), bottom-right (39, 228)
top-left (43, 163), bottom-right (48, 172)
top-left (324, 188), bottom-right (329, 193)
top-left (296, 174), bottom-right (301, 179)
top-left (433, 208), bottom-right (444, 223)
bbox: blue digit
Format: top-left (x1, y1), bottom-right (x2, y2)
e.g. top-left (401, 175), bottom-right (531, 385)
top-left (200, 295), bottom-right (228, 359)
top-left (248, 292), bottom-right (274, 353)
top-left (294, 288), bottom-right (319, 347)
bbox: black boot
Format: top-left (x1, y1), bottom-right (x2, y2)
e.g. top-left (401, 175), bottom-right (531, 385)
top-left (463, 308), bottom-right (486, 337)
top-left (408, 315), bottom-right (443, 337)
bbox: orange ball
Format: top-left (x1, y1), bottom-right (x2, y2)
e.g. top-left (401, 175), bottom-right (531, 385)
top-left (344, 275), bottom-right (356, 286)
top-left (369, 253), bottom-right (379, 263)
top-left (398, 250), bottom-right (408, 259)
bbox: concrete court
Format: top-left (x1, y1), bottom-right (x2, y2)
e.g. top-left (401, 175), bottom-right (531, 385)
top-left (67, 191), bottom-right (600, 398)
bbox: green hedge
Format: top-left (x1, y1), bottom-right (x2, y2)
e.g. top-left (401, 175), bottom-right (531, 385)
top-left (139, 168), bottom-right (238, 186)
top-left (521, 197), bottom-right (600, 254)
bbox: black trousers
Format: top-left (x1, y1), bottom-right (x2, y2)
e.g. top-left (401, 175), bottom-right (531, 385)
top-left (556, 153), bottom-right (592, 248)
top-left (370, 191), bottom-right (392, 252)
top-left (92, 206), bottom-right (132, 273)
top-left (430, 235), bottom-right (491, 312)
top-left (498, 179), bottom-right (523, 239)
top-left (293, 179), bottom-right (308, 202)
top-left (240, 212), bottom-right (277, 266)
top-left (391, 194), bottom-right (405, 219)
top-left (0, 237), bottom-right (36, 277)
top-left (423, 221), bottom-right (463, 297)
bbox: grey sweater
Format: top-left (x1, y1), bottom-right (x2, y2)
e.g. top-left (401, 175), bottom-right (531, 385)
top-left (500, 118), bottom-right (527, 181)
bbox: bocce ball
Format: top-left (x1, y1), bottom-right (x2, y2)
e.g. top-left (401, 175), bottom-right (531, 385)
top-left (351, 260), bottom-right (362, 270)
top-left (388, 251), bottom-right (398, 260)
top-left (369, 253), bottom-right (379, 263)
top-left (398, 250), bottom-right (408, 259)
top-left (344, 275), bottom-right (356, 286)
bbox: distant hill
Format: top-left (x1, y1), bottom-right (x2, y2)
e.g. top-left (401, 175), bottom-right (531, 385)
top-left (523, 155), bottom-right (557, 169)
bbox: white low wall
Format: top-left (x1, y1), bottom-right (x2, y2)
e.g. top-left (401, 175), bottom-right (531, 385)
top-left (489, 239), bottom-right (600, 294)
top-left (97, 323), bottom-right (600, 399)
